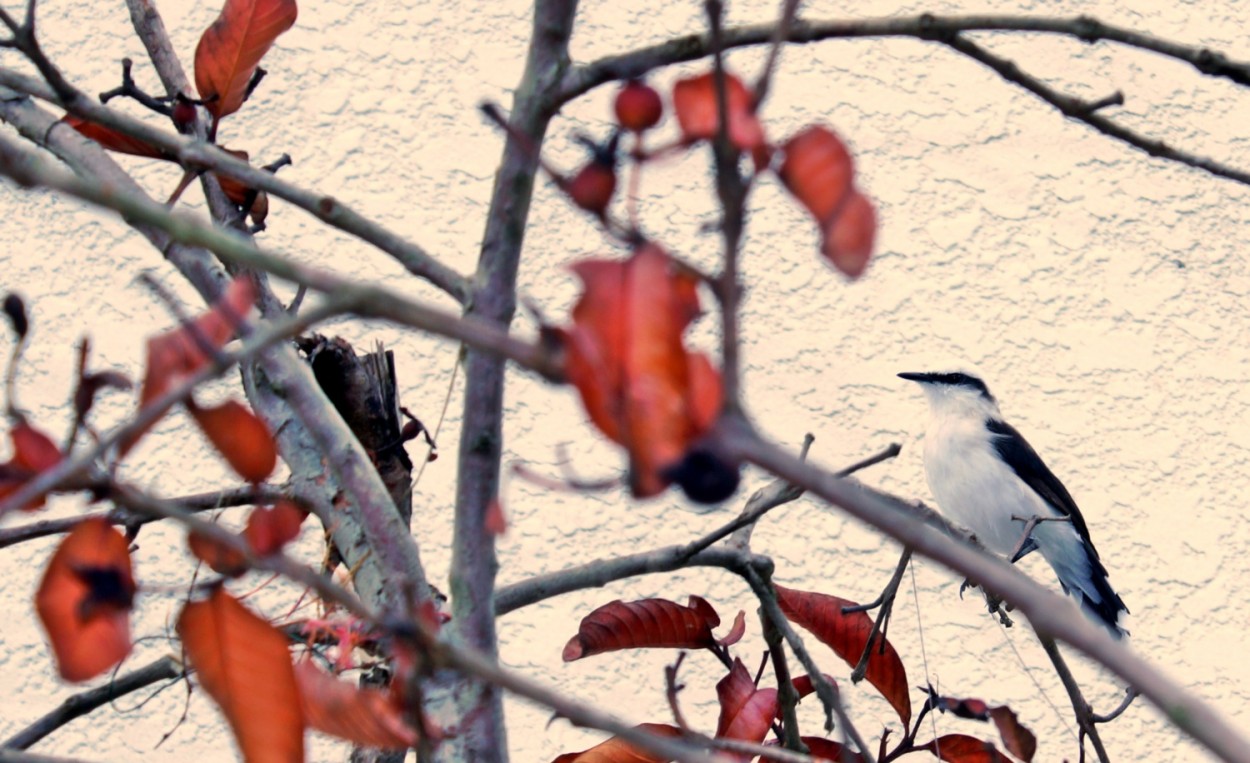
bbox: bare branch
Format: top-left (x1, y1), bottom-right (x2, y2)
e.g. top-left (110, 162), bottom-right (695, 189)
top-left (0, 484), bottom-right (287, 550)
top-left (3, 656), bottom-right (183, 750)
top-left (0, 67), bottom-right (471, 303)
top-left (559, 14), bottom-right (1250, 187)
top-left (938, 33), bottom-right (1250, 186)
top-left (561, 14), bottom-right (1250, 100)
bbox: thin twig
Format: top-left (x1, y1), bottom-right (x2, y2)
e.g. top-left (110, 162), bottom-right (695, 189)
top-left (845, 547), bottom-right (912, 684)
top-left (1093, 686), bottom-right (1140, 724)
top-left (1038, 636), bottom-right (1110, 763)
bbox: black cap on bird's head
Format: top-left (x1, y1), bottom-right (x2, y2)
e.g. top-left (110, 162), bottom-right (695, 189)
top-left (898, 369), bottom-right (995, 403)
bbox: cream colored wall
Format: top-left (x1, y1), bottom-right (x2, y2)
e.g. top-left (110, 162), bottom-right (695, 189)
top-left (0, 0), bottom-right (1247, 761)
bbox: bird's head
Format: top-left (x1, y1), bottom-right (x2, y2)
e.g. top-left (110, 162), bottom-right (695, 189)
top-left (898, 367), bottom-right (1000, 419)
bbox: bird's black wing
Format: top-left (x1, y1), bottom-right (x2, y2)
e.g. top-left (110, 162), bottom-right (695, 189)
top-left (985, 418), bottom-right (1097, 555)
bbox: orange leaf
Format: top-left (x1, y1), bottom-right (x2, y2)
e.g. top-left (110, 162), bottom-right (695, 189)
top-left (188, 530), bottom-right (250, 577)
top-left (35, 517), bottom-right (135, 682)
top-left (988, 706), bottom-right (1037, 762)
top-left (178, 587), bottom-right (303, 763)
top-left (562, 596), bottom-right (722, 661)
top-left (715, 659), bottom-right (778, 759)
top-left (820, 191), bottom-right (877, 279)
top-left (775, 585), bottom-right (911, 726)
top-left (194, 0), bottom-right (298, 119)
top-left (779, 126), bottom-right (854, 225)
top-left (294, 661), bottom-right (418, 749)
top-left (190, 399), bottom-right (277, 482)
top-left (561, 244), bottom-right (725, 499)
top-left (216, 148), bottom-right (255, 206)
top-left (671, 72), bottom-right (768, 165)
top-left (919, 734), bottom-right (1013, 763)
top-left (244, 500), bottom-right (306, 554)
top-left (1, 420), bottom-right (64, 511)
top-left (551, 723), bottom-right (682, 763)
top-left (127, 275), bottom-right (257, 453)
top-left (62, 116), bottom-right (167, 159)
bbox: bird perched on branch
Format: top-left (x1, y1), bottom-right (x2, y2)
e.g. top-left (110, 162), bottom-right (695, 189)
top-left (899, 369), bottom-right (1129, 638)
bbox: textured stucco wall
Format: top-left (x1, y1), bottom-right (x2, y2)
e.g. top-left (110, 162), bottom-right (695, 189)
top-left (1, 0), bottom-right (1249, 761)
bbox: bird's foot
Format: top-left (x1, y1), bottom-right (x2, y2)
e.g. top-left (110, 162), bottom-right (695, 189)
top-left (959, 577), bottom-right (979, 599)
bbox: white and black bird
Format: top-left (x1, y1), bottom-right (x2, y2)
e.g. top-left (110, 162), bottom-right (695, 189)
top-left (898, 369), bottom-right (1129, 638)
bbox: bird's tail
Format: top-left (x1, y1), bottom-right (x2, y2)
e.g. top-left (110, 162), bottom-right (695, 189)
top-left (1042, 527), bottom-right (1129, 638)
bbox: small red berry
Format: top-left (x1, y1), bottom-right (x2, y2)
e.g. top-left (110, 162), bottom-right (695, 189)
top-left (565, 161), bottom-right (617, 218)
top-left (171, 96), bottom-right (197, 132)
top-left (614, 79), bottom-right (663, 133)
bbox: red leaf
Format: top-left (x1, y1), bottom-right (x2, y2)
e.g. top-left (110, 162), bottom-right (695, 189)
top-left (216, 148), bottom-right (254, 206)
top-left (189, 399), bottom-right (277, 483)
top-left (820, 191), bottom-right (877, 279)
top-left (775, 585), bottom-right (911, 726)
top-left (988, 706), bottom-right (1037, 762)
top-left (294, 661), bottom-right (418, 749)
top-left (244, 500), bottom-right (306, 554)
top-left (34, 517), bottom-right (135, 682)
top-left (485, 497), bottom-right (508, 536)
top-left (767, 737), bottom-right (865, 763)
top-left (178, 587), bottom-right (303, 763)
top-left (671, 72), bottom-right (768, 164)
top-left (551, 723), bottom-right (682, 763)
top-left (194, 0), bottom-right (298, 119)
top-left (919, 734), bottom-right (1013, 763)
top-left (562, 595), bottom-right (721, 661)
top-left (790, 673), bottom-right (836, 702)
top-left (779, 126), bottom-right (853, 225)
top-left (1, 420), bottom-right (64, 511)
top-left (714, 659), bottom-right (778, 758)
top-left (62, 116), bottom-right (166, 159)
top-left (717, 609), bottom-right (746, 647)
top-left (561, 244), bottom-right (724, 498)
top-left (127, 275), bottom-right (256, 452)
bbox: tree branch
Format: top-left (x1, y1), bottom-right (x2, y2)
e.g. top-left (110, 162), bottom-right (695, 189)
top-left (3, 656), bottom-right (183, 750)
top-left (559, 14), bottom-right (1250, 187)
top-left (562, 14), bottom-right (1250, 99)
top-left (0, 67), bottom-right (471, 303)
top-left (1039, 636), bottom-right (1110, 763)
top-left (0, 484), bottom-right (287, 550)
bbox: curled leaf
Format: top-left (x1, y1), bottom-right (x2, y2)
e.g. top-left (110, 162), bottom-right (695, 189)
top-left (194, 0), bottom-right (298, 120)
top-left (127, 275), bottom-right (257, 453)
top-left (3, 293), bottom-right (27, 339)
top-left (551, 723), bottom-right (682, 763)
top-left (988, 706), bottom-right (1036, 762)
top-left (562, 595), bottom-right (722, 661)
top-left (1, 420), bottom-right (64, 511)
top-left (561, 244), bottom-right (731, 500)
top-left (775, 584), bottom-right (911, 726)
top-left (178, 587), bottom-right (303, 763)
top-left (294, 661), bottom-right (418, 749)
top-left (244, 499), bottom-right (307, 554)
top-left (35, 517), bottom-right (135, 682)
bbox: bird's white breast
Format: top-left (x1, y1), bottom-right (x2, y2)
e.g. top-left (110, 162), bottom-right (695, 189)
top-left (922, 414), bottom-right (1059, 556)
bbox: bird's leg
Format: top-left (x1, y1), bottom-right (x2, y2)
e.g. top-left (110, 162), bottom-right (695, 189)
top-left (1007, 515), bottom-right (1043, 564)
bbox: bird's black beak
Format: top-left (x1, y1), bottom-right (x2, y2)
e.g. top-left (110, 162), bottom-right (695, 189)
top-left (897, 372), bottom-right (932, 383)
